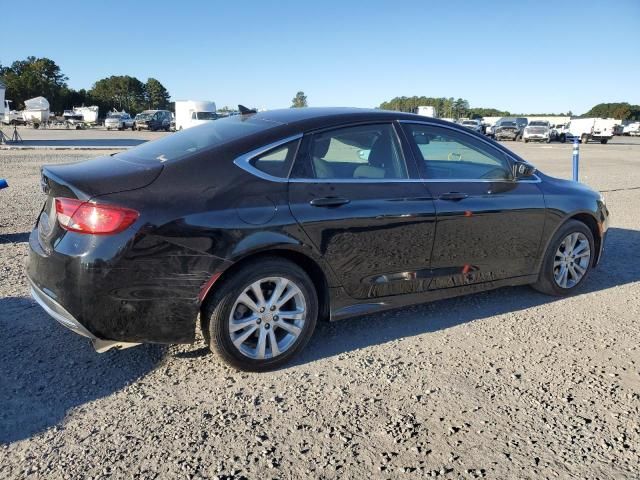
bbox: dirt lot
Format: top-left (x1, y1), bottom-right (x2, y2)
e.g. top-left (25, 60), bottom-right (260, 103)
top-left (1, 138), bottom-right (639, 479)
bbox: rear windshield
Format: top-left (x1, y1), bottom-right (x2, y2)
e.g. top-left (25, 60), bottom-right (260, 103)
top-left (115, 115), bottom-right (279, 164)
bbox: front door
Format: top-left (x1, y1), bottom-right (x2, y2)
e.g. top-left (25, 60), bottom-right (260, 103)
top-left (401, 122), bottom-right (546, 289)
top-left (288, 122), bottom-right (437, 299)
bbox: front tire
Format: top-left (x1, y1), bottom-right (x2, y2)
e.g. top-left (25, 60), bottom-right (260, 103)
top-left (532, 220), bottom-right (594, 296)
top-left (203, 258), bottom-right (318, 371)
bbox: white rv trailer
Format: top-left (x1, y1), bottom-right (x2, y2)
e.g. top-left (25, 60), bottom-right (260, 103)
top-left (22, 96), bottom-right (50, 126)
top-left (175, 100), bottom-right (217, 130)
top-left (414, 105), bottom-right (436, 117)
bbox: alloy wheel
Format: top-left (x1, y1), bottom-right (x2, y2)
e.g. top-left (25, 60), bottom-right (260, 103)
top-left (553, 232), bottom-right (591, 289)
top-left (228, 277), bottom-right (307, 360)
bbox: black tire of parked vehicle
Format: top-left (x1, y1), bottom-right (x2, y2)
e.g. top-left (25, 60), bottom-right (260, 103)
top-left (581, 134), bottom-right (589, 144)
top-left (524, 138), bottom-right (529, 143)
top-left (531, 220), bottom-right (594, 296)
top-left (600, 139), bottom-right (608, 144)
top-left (202, 258), bottom-right (319, 371)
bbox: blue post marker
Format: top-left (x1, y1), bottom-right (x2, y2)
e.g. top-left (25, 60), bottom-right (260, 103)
top-left (572, 137), bottom-right (580, 182)
top-left (0, 179), bottom-right (8, 190)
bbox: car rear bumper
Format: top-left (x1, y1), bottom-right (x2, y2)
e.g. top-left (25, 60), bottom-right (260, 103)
top-left (28, 276), bottom-right (141, 352)
top-left (27, 225), bottom-right (224, 346)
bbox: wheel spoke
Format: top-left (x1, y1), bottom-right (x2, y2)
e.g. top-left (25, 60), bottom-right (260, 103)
top-left (573, 240), bottom-right (588, 255)
top-left (268, 328), bottom-right (280, 357)
top-left (279, 308), bottom-right (305, 321)
top-left (238, 293), bottom-right (260, 313)
top-left (557, 264), bottom-right (568, 288)
top-left (268, 278), bottom-right (289, 306)
top-left (255, 328), bottom-right (268, 359)
top-left (233, 324), bottom-right (258, 348)
top-left (568, 233), bottom-right (578, 252)
top-left (573, 263), bottom-right (586, 276)
top-left (277, 321), bottom-right (302, 337)
top-left (229, 315), bottom-right (258, 333)
top-left (276, 288), bottom-right (298, 308)
top-left (250, 281), bottom-right (266, 307)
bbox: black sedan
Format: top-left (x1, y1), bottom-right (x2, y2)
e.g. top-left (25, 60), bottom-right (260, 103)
top-left (27, 108), bottom-right (609, 371)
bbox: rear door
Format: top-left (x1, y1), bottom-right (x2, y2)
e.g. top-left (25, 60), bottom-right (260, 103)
top-left (288, 122), bottom-right (437, 299)
top-left (401, 121), bottom-right (546, 289)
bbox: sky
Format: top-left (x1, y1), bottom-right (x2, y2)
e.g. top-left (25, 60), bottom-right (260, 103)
top-left (2, 0), bottom-right (639, 114)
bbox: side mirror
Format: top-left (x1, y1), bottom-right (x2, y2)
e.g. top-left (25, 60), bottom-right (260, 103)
top-left (513, 161), bottom-right (537, 179)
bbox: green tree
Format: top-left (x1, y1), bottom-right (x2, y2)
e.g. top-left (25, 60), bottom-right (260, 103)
top-left (582, 102), bottom-right (639, 120)
top-left (291, 91), bottom-right (308, 108)
top-left (89, 75), bottom-right (146, 114)
top-left (0, 56), bottom-right (68, 112)
top-left (145, 78), bottom-right (170, 109)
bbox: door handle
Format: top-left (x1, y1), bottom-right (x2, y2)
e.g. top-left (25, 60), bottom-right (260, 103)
top-left (309, 197), bottom-right (351, 207)
top-left (439, 192), bottom-right (468, 201)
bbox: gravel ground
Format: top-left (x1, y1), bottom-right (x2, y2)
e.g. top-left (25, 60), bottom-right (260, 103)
top-left (1, 140), bottom-right (639, 479)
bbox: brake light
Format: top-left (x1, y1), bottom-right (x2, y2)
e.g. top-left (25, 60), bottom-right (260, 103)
top-left (55, 198), bottom-right (139, 234)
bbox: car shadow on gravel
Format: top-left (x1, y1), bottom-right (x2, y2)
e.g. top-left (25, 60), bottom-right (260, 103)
top-left (0, 296), bottom-right (167, 444)
top-left (292, 226), bottom-right (640, 367)
top-left (0, 232), bottom-right (30, 244)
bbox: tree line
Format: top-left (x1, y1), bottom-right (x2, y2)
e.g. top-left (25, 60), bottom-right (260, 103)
top-left (0, 56), bottom-right (171, 117)
top-left (582, 103), bottom-right (640, 121)
top-left (378, 96), bottom-right (640, 121)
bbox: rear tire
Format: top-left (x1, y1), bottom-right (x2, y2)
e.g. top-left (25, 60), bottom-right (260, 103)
top-left (531, 220), bottom-right (594, 296)
top-left (559, 134), bottom-right (566, 143)
top-left (600, 138), bottom-right (608, 144)
top-left (581, 134), bottom-right (589, 144)
top-left (202, 258), bottom-right (318, 371)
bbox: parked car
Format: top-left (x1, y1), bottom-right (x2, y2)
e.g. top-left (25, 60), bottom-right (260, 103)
top-left (622, 122), bottom-right (640, 136)
top-left (460, 119), bottom-right (483, 133)
top-left (105, 111), bottom-right (135, 131)
top-left (494, 119), bottom-right (522, 141)
top-left (522, 120), bottom-right (551, 143)
top-left (27, 108), bottom-right (609, 371)
top-left (133, 110), bottom-right (172, 131)
top-left (559, 118), bottom-right (614, 144)
top-left (550, 123), bottom-right (566, 141)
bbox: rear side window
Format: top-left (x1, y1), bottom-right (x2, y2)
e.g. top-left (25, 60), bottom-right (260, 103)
top-left (115, 116), bottom-right (278, 165)
top-left (250, 140), bottom-right (299, 178)
top-left (292, 123), bottom-right (409, 180)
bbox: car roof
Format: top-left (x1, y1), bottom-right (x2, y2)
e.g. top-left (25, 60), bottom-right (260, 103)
top-left (239, 107), bottom-right (456, 131)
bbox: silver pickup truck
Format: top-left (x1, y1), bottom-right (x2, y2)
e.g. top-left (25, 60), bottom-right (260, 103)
top-left (105, 112), bottom-right (135, 131)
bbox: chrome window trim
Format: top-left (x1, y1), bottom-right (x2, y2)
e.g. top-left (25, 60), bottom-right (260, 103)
top-left (233, 127), bottom-right (541, 184)
top-left (233, 133), bottom-right (303, 183)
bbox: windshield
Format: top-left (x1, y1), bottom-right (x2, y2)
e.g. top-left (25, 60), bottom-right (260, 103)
top-left (107, 114), bottom-right (122, 119)
top-left (529, 121), bottom-right (547, 127)
top-left (115, 115), bottom-right (279, 164)
top-left (196, 112), bottom-right (217, 120)
top-left (500, 121), bottom-right (517, 127)
top-left (462, 121), bottom-right (476, 125)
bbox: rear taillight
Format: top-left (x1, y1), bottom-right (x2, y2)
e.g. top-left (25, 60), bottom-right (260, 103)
top-left (55, 198), bottom-right (139, 234)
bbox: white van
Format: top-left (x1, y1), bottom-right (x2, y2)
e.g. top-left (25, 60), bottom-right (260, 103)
top-left (175, 100), bottom-right (217, 130)
top-left (560, 118), bottom-right (615, 144)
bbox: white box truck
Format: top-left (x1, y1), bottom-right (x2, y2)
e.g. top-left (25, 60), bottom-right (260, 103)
top-left (175, 100), bottom-right (217, 130)
top-left (560, 118), bottom-right (615, 144)
top-left (415, 105), bottom-right (436, 117)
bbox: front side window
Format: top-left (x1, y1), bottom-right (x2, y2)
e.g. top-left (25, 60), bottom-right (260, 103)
top-left (404, 124), bottom-right (512, 180)
top-left (293, 124), bottom-right (408, 180)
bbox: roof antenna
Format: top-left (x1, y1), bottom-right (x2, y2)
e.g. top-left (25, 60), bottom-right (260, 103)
top-left (238, 105), bottom-right (257, 115)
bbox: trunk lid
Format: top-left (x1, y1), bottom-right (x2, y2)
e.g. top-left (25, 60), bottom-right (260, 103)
top-left (37, 155), bottom-right (163, 251)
